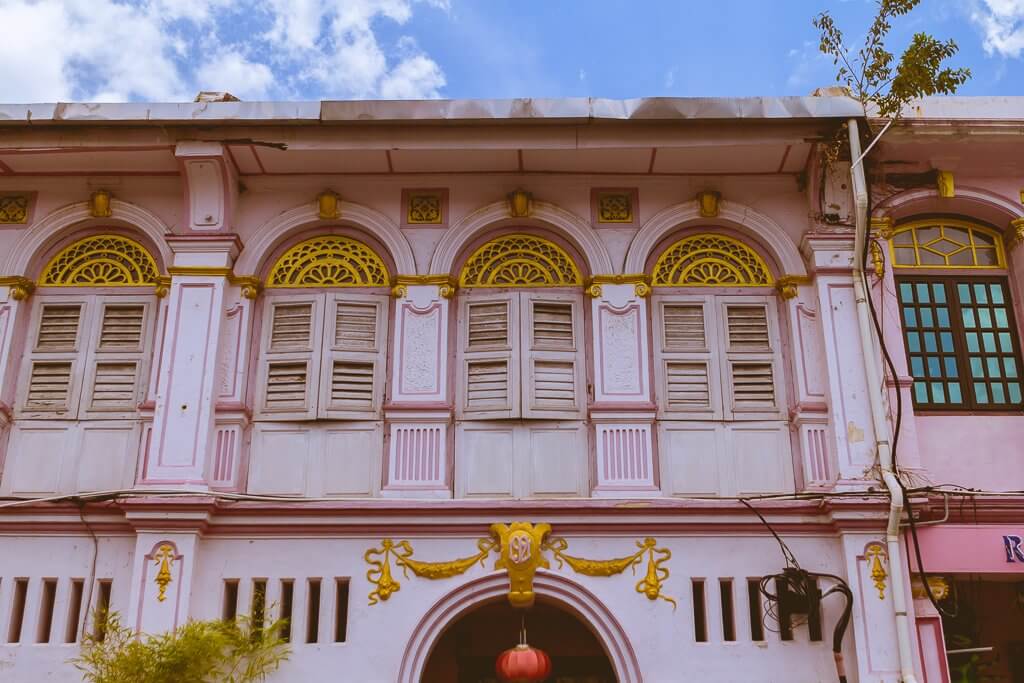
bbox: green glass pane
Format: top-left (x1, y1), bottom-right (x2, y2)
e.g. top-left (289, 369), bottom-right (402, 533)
top-left (966, 333), bottom-right (979, 353)
top-left (995, 308), bottom-right (1009, 329)
top-left (920, 308), bottom-right (934, 327)
top-left (983, 332), bottom-right (996, 353)
top-left (978, 308), bottom-right (992, 328)
top-left (940, 332), bottom-right (954, 353)
top-left (971, 357), bottom-right (985, 378)
top-left (933, 283), bottom-right (946, 303)
top-left (924, 332), bottom-right (938, 353)
top-left (944, 357), bottom-right (958, 378)
top-left (928, 357), bottom-right (941, 378)
top-left (911, 356), bottom-right (925, 377)
top-left (1009, 383), bottom-right (1022, 404)
top-left (930, 382), bottom-right (946, 403)
top-left (992, 383), bottom-right (1006, 404)
top-left (999, 332), bottom-right (1013, 353)
top-left (914, 382), bottom-right (928, 403)
top-left (907, 333), bottom-right (921, 353)
top-left (1004, 357), bottom-right (1018, 379)
top-left (974, 283), bottom-right (988, 304)
top-left (948, 383), bottom-right (963, 403)
top-left (899, 282), bottom-right (914, 302)
top-left (974, 382), bottom-right (989, 404)
top-left (903, 307), bottom-right (917, 327)
top-left (958, 283), bottom-right (972, 303)
top-left (937, 307), bottom-right (950, 327)
top-left (987, 357), bottom-right (1002, 378)
top-left (991, 284), bottom-right (1004, 304)
top-left (962, 308), bottom-right (976, 328)
top-left (917, 283), bottom-right (931, 303)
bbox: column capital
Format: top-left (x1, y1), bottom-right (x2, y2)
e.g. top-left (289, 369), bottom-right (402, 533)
top-left (586, 274), bottom-right (651, 299)
top-left (391, 274), bottom-right (456, 299)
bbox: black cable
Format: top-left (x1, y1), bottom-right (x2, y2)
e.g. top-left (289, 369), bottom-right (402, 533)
top-left (73, 497), bottom-right (100, 642)
top-left (740, 498), bottom-right (801, 570)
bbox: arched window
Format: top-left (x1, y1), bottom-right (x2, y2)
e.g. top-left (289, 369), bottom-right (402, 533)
top-left (18, 233), bottom-right (161, 420)
top-left (454, 232), bottom-right (587, 498)
top-left (891, 219), bottom-right (1022, 410)
top-left (254, 235), bottom-right (391, 420)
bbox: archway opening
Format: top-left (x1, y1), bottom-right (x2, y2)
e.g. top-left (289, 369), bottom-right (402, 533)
top-left (421, 598), bottom-right (617, 683)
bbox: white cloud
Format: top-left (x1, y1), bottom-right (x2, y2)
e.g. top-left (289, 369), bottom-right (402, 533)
top-left (0, 0), bottom-right (448, 102)
top-left (970, 0), bottom-right (1024, 58)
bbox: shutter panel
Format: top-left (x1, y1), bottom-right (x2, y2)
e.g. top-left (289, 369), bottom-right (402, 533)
top-left (725, 306), bottom-right (770, 350)
top-left (25, 361), bottom-right (74, 412)
top-left (320, 294), bottom-right (386, 418)
top-left (36, 304), bottom-right (83, 351)
top-left (721, 299), bottom-right (783, 419)
top-left (731, 362), bottom-right (776, 408)
top-left (459, 294), bottom-right (518, 418)
top-left (654, 296), bottom-right (721, 419)
top-left (82, 298), bottom-right (153, 415)
top-left (522, 293), bottom-right (584, 418)
top-left (90, 362), bottom-right (139, 409)
top-left (21, 302), bottom-right (84, 414)
top-left (98, 305), bottom-right (145, 350)
top-left (256, 297), bottom-right (320, 419)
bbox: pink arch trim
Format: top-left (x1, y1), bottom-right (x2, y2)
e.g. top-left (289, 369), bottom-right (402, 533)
top-left (398, 570), bottom-right (643, 682)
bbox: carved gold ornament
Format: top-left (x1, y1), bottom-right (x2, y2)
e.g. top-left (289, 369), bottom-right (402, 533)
top-left (870, 241), bottom-right (885, 278)
top-left (316, 190), bottom-right (341, 220)
top-left (89, 190), bottom-right (112, 218)
top-left (871, 216), bottom-right (895, 241)
top-left (266, 235), bottom-right (390, 288)
top-left (0, 195), bottom-right (28, 224)
top-left (508, 189), bottom-right (533, 218)
top-left (653, 233), bottom-right (773, 287)
top-left (390, 274), bottom-right (456, 299)
top-left (364, 523), bottom-right (674, 609)
top-left (229, 275), bottom-right (262, 300)
top-left (889, 220), bottom-right (1005, 269)
top-left (39, 234), bottom-right (161, 287)
top-left (459, 234), bottom-right (582, 288)
top-left (586, 274), bottom-right (651, 299)
top-left (696, 190), bottom-right (721, 218)
top-left (407, 193), bottom-right (443, 224)
top-left (865, 543), bottom-right (888, 600)
top-left (774, 275), bottom-right (810, 300)
top-left (0, 276), bottom-right (35, 301)
top-left (936, 170), bottom-right (955, 198)
top-left (597, 193), bottom-right (633, 223)
top-left (1008, 218), bottom-right (1024, 250)
top-left (153, 544), bottom-right (175, 602)
top-left (911, 575), bottom-right (950, 601)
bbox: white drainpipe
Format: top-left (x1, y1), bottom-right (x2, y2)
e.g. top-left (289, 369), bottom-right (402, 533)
top-left (847, 117), bottom-right (919, 683)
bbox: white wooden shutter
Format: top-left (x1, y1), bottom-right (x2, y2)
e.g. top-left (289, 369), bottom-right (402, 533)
top-left (522, 292), bottom-right (585, 419)
top-left (81, 297), bottom-right (153, 416)
top-left (18, 300), bottom-right (89, 416)
top-left (319, 293), bottom-right (387, 418)
top-left (654, 295), bottom-right (722, 419)
top-left (458, 292), bottom-right (518, 419)
top-left (256, 297), bottom-right (321, 419)
top-left (719, 298), bottom-right (784, 419)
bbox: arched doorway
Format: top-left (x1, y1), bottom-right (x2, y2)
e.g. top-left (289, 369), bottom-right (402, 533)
top-left (422, 598), bottom-right (617, 683)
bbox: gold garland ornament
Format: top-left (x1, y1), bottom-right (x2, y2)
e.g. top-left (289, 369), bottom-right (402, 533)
top-left (545, 536), bottom-right (676, 608)
top-left (364, 538), bottom-right (497, 605)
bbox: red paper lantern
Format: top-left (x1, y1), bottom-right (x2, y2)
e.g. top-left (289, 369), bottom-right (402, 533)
top-left (495, 642), bottom-right (552, 683)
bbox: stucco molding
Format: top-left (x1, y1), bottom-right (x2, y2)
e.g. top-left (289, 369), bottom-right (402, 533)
top-left (871, 185), bottom-right (1024, 222)
top-left (429, 200), bottom-right (615, 276)
top-left (397, 569), bottom-right (643, 683)
top-left (3, 199), bottom-right (174, 276)
top-left (623, 199), bottom-right (807, 277)
top-left (235, 200), bottom-right (417, 276)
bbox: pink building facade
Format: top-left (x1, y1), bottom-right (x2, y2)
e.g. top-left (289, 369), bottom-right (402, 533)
top-left (0, 95), bottom-right (1020, 682)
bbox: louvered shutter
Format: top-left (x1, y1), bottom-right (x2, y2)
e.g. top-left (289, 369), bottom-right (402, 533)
top-left (256, 297), bottom-right (321, 419)
top-left (654, 295), bottom-right (722, 419)
top-left (82, 299), bottom-right (152, 415)
top-left (19, 301), bottom-right (88, 415)
top-left (319, 293), bottom-right (387, 418)
top-left (458, 293), bottom-right (518, 419)
top-left (522, 292), bottom-right (585, 419)
top-left (720, 299), bottom-right (783, 418)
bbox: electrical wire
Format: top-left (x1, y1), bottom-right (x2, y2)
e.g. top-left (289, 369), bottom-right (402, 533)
top-left (73, 497), bottom-right (100, 642)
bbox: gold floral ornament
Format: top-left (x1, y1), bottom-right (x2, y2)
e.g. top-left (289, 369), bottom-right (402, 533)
top-left (0, 195), bottom-right (28, 224)
top-left (408, 193), bottom-right (442, 224)
top-left (459, 234), bottom-right (582, 288)
top-left (153, 544), bottom-right (175, 602)
top-left (545, 536), bottom-right (676, 608)
top-left (652, 233), bottom-right (773, 287)
top-left (39, 234), bottom-right (160, 287)
top-left (266, 235), bottom-right (390, 288)
top-left (364, 537), bottom-right (497, 605)
top-left (865, 543), bottom-right (888, 600)
top-left (597, 193), bottom-right (633, 223)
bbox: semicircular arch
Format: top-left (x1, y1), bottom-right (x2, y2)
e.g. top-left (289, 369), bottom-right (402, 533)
top-left (872, 185), bottom-right (1024, 228)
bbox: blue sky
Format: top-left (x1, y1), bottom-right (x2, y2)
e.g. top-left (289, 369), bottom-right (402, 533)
top-left (0, 0), bottom-right (1021, 103)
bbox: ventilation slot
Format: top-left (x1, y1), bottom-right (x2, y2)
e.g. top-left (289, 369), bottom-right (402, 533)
top-left (66, 579), bottom-right (84, 643)
top-left (720, 579), bottom-right (735, 642)
top-left (334, 579), bottom-right (349, 643)
top-left (265, 362), bottom-right (308, 410)
top-left (91, 362), bottom-right (139, 409)
top-left (533, 360), bottom-right (576, 407)
top-left (466, 360), bottom-right (509, 409)
top-left (98, 305), bottom-right (145, 349)
top-left (26, 361), bottom-right (73, 410)
top-left (726, 306), bottom-right (770, 350)
top-left (732, 363), bottom-right (776, 408)
top-left (334, 303), bottom-right (377, 349)
top-left (467, 302), bottom-right (509, 348)
top-left (270, 303), bottom-right (313, 350)
top-left (251, 580), bottom-right (267, 638)
top-left (532, 303), bottom-right (573, 347)
top-left (692, 579), bottom-right (707, 643)
top-left (280, 580), bottom-right (294, 642)
top-left (662, 304), bottom-right (706, 350)
top-left (306, 579), bottom-right (321, 644)
top-left (7, 578), bottom-right (28, 643)
top-left (747, 578), bottom-right (765, 641)
top-left (330, 361), bottom-right (375, 409)
top-left (222, 580), bottom-right (239, 622)
top-left (37, 579), bottom-right (57, 643)
top-left (666, 362), bottom-right (710, 408)
top-left (94, 580), bottom-right (112, 641)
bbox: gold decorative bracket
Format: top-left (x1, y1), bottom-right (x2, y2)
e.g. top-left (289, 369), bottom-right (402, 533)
top-left (153, 544), bottom-right (175, 602)
top-left (586, 274), bottom-right (651, 298)
top-left (492, 522), bottom-right (552, 608)
top-left (871, 216), bottom-right (894, 240)
top-left (775, 275), bottom-right (811, 300)
top-left (229, 275), bottom-right (262, 300)
top-left (1008, 218), bottom-right (1024, 251)
top-left (697, 190), bottom-right (721, 218)
top-left (936, 170), bottom-right (955, 198)
top-left (865, 543), bottom-right (888, 600)
top-left (508, 189), bottom-right (533, 218)
top-left (89, 190), bottom-right (112, 218)
top-left (391, 274), bottom-right (456, 299)
top-left (317, 190), bottom-right (341, 220)
top-left (0, 276), bottom-right (35, 301)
